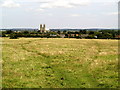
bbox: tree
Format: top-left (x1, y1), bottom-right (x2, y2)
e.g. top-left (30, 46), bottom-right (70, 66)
top-left (2, 31), bottom-right (6, 37)
top-left (89, 31), bottom-right (94, 35)
top-left (83, 30), bottom-right (87, 34)
top-left (86, 35), bottom-right (95, 39)
top-left (23, 31), bottom-right (29, 34)
top-left (9, 33), bottom-right (18, 39)
top-left (79, 30), bottom-right (87, 34)
top-left (96, 33), bottom-right (113, 39)
top-left (57, 30), bottom-right (61, 34)
top-left (6, 30), bottom-right (13, 34)
top-left (63, 30), bottom-right (67, 34)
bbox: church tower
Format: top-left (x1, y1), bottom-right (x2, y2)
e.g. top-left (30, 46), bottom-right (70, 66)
top-left (39, 24), bottom-right (46, 33)
top-left (43, 24), bottom-right (45, 32)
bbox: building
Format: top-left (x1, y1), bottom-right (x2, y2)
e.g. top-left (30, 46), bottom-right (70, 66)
top-left (80, 34), bottom-right (89, 38)
top-left (39, 24), bottom-right (46, 33)
top-left (59, 34), bottom-right (65, 38)
top-left (115, 35), bottom-right (120, 39)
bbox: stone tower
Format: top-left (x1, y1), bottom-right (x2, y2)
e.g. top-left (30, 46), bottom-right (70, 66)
top-left (43, 24), bottom-right (45, 32)
top-left (40, 24), bottom-right (46, 33)
top-left (40, 24), bottom-right (42, 31)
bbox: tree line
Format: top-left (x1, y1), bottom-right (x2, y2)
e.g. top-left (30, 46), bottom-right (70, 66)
top-left (1, 30), bottom-right (119, 39)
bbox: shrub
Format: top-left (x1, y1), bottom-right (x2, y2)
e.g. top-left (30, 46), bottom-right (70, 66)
top-left (9, 34), bottom-right (18, 39)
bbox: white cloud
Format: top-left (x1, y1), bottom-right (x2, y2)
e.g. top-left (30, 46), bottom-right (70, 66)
top-left (102, 2), bottom-right (117, 6)
top-left (38, 0), bottom-right (91, 10)
top-left (107, 12), bottom-right (118, 15)
top-left (15, 0), bottom-right (119, 3)
top-left (48, 13), bottom-right (53, 16)
top-left (1, 0), bottom-right (20, 8)
top-left (35, 8), bottom-right (44, 12)
top-left (71, 14), bottom-right (81, 17)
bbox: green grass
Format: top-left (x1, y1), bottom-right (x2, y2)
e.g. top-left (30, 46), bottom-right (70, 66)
top-left (2, 38), bottom-right (118, 88)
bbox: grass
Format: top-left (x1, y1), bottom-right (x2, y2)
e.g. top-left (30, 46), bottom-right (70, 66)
top-left (2, 38), bottom-right (118, 88)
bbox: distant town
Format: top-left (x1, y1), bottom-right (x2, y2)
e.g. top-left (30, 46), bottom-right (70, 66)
top-left (0, 24), bottom-right (119, 39)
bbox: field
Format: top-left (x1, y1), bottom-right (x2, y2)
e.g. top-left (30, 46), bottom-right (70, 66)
top-left (2, 38), bottom-right (118, 88)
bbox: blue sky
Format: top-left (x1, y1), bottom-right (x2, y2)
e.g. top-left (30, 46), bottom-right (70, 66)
top-left (0, 0), bottom-right (119, 29)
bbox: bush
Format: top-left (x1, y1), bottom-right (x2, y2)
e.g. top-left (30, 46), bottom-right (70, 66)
top-left (86, 35), bottom-right (95, 39)
top-left (9, 34), bottom-right (18, 39)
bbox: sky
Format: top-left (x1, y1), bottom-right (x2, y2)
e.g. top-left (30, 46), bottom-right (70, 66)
top-left (0, 0), bottom-right (119, 29)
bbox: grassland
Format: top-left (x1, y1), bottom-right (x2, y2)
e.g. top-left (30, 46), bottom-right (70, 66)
top-left (2, 38), bottom-right (118, 88)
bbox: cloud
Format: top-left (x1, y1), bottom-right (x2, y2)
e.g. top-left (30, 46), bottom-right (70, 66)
top-left (71, 14), bottom-right (81, 17)
top-left (48, 13), bottom-right (53, 16)
top-left (1, 0), bottom-right (20, 8)
top-left (107, 12), bottom-right (118, 15)
top-left (35, 8), bottom-right (44, 12)
top-left (13, 0), bottom-right (119, 3)
top-left (38, 0), bottom-right (90, 10)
